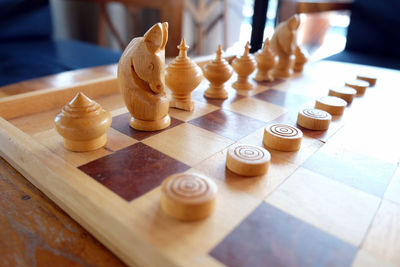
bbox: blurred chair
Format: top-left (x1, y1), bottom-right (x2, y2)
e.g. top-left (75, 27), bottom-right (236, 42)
top-left (0, 0), bottom-right (121, 86)
top-left (250, 0), bottom-right (400, 69)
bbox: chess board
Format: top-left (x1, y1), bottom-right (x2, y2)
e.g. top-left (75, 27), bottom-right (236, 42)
top-left (1, 59), bottom-right (400, 267)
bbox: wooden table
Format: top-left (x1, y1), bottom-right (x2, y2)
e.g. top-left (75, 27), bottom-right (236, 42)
top-left (1, 60), bottom-right (400, 266)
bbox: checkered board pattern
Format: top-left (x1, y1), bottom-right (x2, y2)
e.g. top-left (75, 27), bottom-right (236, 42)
top-left (12, 61), bottom-right (400, 267)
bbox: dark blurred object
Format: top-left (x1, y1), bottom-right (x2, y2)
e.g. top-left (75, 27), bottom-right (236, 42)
top-left (0, 0), bottom-right (121, 86)
top-left (250, 0), bottom-right (400, 70)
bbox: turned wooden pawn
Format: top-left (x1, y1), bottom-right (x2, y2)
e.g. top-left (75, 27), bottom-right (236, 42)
top-left (166, 38), bottom-right (203, 111)
top-left (294, 46), bottom-right (307, 72)
top-left (54, 92), bottom-right (111, 152)
top-left (232, 41), bottom-right (256, 90)
top-left (254, 38), bottom-right (276, 82)
top-left (203, 45), bottom-right (233, 99)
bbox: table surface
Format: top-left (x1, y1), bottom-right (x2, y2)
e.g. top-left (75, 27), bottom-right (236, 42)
top-left (1, 61), bottom-right (400, 267)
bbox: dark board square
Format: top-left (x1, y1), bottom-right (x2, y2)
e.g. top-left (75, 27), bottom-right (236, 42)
top-left (79, 142), bottom-right (190, 201)
top-left (254, 89), bottom-right (310, 112)
top-left (111, 112), bottom-right (183, 141)
top-left (188, 109), bottom-right (266, 141)
top-left (210, 202), bottom-right (357, 267)
top-left (303, 146), bottom-right (396, 197)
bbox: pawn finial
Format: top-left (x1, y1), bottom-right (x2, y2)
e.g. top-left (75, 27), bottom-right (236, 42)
top-left (244, 41), bottom-right (250, 56)
top-left (178, 38), bottom-right (188, 58)
top-left (263, 38), bottom-right (270, 49)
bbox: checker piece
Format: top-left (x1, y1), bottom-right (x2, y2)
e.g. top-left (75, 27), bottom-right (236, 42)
top-left (226, 144), bottom-right (271, 176)
top-left (263, 123), bottom-right (303, 152)
top-left (315, 96), bottom-right (347, 116)
top-left (297, 108), bottom-right (331, 130)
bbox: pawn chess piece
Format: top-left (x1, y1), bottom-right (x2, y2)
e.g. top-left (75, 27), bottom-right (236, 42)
top-left (161, 172), bottom-right (217, 221)
top-left (166, 38), bottom-right (203, 111)
top-left (118, 22), bottom-right (170, 131)
top-left (232, 41), bottom-right (256, 90)
top-left (293, 46), bottom-right (307, 72)
top-left (203, 45), bottom-right (233, 99)
top-left (270, 15), bottom-right (300, 79)
top-left (54, 92), bottom-right (111, 152)
top-left (254, 38), bottom-right (277, 82)
top-left (226, 144), bottom-right (271, 176)
top-left (263, 123), bottom-right (303, 152)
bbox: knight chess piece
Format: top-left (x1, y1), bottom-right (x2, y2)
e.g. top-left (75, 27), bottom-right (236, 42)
top-left (293, 46), bottom-right (307, 72)
top-left (118, 22), bottom-right (170, 131)
top-left (232, 41), bottom-right (256, 90)
top-left (166, 38), bottom-right (203, 111)
top-left (160, 172), bottom-right (217, 221)
top-left (203, 45), bottom-right (233, 99)
top-left (270, 15), bottom-right (300, 79)
top-left (54, 92), bottom-right (111, 152)
top-left (254, 38), bottom-right (277, 82)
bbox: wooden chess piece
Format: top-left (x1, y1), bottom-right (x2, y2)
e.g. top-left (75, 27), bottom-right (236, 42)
top-left (165, 38), bottom-right (203, 111)
top-left (232, 41), bottom-right (256, 90)
top-left (315, 96), bottom-right (347, 115)
top-left (270, 15), bottom-right (300, 79)
top-left (160, 172), bottom-right (217, 221)
top-left (345, 79), bottom-right (369, 95)
top-left (118, 22), bottom-right (171, 131)
top-left (254, 38), bottom-right (276, 82)
top-left (226, 144), bottom-right (271, 176)
top-left (263, 123), bottom-right (302, 152)
top-left (54, 92), bottom-right (111, 152)
top-left (328, 86), bottom-right (357, 104)
top-left (297, 108), bottom-right (331, 130)
top-left (357, 75), bottom-right (377, 86)
top-left (293, 46), bottom-right (307, 72)
top-left (203, 45), bottom-right (233, 99)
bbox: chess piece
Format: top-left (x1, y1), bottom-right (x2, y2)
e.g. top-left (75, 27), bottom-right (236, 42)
top-left (263, 123), bottom-right (302, 152)
top-left (270, 15), bottom-right (300, 79)
top-left (118, 22), bottom-right (170, 131)
top-left (161, 172), bottom-right (217, 221)
top-left (297, 108), bottom-right (331, 130)
top-left (166, 38), bottom-right (203, 111)
top-left (345, 79), bottom-right (369, 95)
top-left (293, 46), bottom-right (307, 72)
top-left (226, 144), bottom-right (271, 176)
top-left (328, 86), bottom-right (357, 104)
top-left (232, 41), bottom-right (256, 90)
top-left (357, 75), bottom-right (377, 86)
top-left (203, 45), bottom-right (233, 99)
top-left (54, 92), bottom-right (111, 152)
top-left (254, 38), bottom-right (277, 82)
top-left (315, 96), bottom-right (346, 115)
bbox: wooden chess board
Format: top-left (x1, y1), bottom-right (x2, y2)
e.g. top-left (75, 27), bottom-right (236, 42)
top-left (1, 59), bottom-right (400, 267)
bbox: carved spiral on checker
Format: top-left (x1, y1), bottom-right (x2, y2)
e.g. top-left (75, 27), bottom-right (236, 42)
top-left (269, 124), bottom-right (299, 137)
top-left (166, 174), bottom-right (211, 200)
top-left (234, 145), bottom-right (265, 161)
top-left (302, 108), bottom-right (329, 119)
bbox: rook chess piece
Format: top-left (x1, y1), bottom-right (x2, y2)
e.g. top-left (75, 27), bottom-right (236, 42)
top-left (263, 123), bottom-right (302, 152)
top-left (118, 22), bottom-right (170, 131)
top-left (203, 45), bottom-right (233, 99)
top-left (293, 46), bottom-right (307, 72)
top-left (297, 108), bottom-right (331, 130)
top-left (161, 172), bottom-right (217, 221)
top-left (166, 38), bottom-right (203, 111)
top-left (254, 38), bottom-right (277, 82)
top-left (226, 144), bottom-right (271, 176)
top-left (54, 92), bottom-right (112, 152)
top-left (270, 15), bottom-right (300, 79)
top-left (232, 41), bottom-right (256, 90)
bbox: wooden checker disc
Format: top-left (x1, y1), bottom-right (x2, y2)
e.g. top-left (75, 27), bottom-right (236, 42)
top-left (328, 86), bottom-right (357, 104)
top-left (161, 172), bottom-right (217, 221)
top-left (226, 144), bottom-right (271, 176)
top-left (315, 96), bottom-right (347, 116)
top-left (357, 75), bottom-right (377, 86)
top-left (345, 79), bottom-right (369, 95)
top-left (263, 123), bottom-right (303, 152)
top-left (297, 108), bottom-right (332, 130)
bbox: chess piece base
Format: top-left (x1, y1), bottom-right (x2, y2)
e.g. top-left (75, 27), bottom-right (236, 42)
top-left (64, 134), bottom-right (107, 152)
top-left (254, 70), bottom-right (274, 82)
top-left (129, 115), bottom-right (171, 131)
top-left (170, 95), bottom-right (194, 111)
top-left (273, 55), bottom-right (295, 80)
top-left (232, 76), bottom-right (254, 90)
top-left (204, 85), bottom-right (228, 99)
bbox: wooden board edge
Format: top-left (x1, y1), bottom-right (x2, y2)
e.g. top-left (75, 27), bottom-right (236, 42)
top-left (0, 76), bottom-right (118, 120)
top-left (0, 117), bottom-right (180, 267)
